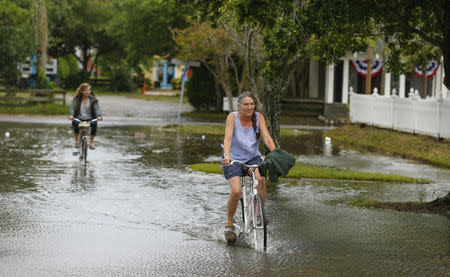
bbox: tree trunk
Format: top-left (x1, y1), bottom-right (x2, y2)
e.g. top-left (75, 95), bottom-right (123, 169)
top-left (215, 79), bottom-right (222, 112)
top-left (365, 47), bottom-right (372, 94)
top-left (421, 61), bottom-right (427, 98)
top-left (260, 73), bottom-right (291, 149)
top-left (32, 0), bottom-right (48, 88)
top-left (220, 77), bottom-right (234, 112)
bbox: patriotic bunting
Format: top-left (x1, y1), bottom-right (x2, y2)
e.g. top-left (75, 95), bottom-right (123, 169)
top-left (350, 59), bottom-right (383, 77)
top-left (413, 61), bottom-right (439, 79)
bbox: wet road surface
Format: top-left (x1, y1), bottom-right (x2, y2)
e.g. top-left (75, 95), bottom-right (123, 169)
top-left (0, 121), bottom-right (449, 276)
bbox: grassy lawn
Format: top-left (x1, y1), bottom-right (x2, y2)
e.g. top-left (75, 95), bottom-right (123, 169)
top-left (160, 124), bottom-right (311, 137)
top-left (346, 199), bottom-right (449, 215)
top-left (324, 124), bottom-right (450, 168)
top-left (0, 103), bottom-right (69, 115)
top-left (189, 162), bottom-right (429, 183)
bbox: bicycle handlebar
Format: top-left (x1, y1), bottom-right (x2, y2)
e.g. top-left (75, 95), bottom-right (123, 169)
top-left (73, 118), bottom-right (98, 123)
top-left (222, 160), bottom-right (259, 169)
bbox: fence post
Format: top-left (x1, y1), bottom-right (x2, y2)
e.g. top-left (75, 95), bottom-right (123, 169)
top-left (437, 93), bottom-right (442, 139)
top-left (391, 88), bottom-right (397, 129)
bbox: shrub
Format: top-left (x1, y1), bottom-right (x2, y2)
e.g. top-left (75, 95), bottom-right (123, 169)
top-left (186, 64), bottom-right (222, 112)
top-left (170, 78), bottom-right (181, 89)
top-left (63, 70), bottom-right (90, 89)
top-left (110, 69), bottom-right (136, 92)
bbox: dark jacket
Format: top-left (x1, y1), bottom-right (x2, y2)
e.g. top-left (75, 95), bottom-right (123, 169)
top-left (69, 93), bottom-right (102, 118)
top-left (258, 148), bottom-right (296, 182)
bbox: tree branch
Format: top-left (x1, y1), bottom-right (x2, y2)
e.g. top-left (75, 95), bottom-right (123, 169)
top-left (386, 4), bottom-right (442, 46)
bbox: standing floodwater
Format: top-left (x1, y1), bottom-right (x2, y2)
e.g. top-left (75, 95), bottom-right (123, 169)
top-left (0, 123), bottom-right (448, 276)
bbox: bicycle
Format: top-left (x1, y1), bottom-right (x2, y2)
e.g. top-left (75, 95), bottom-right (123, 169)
top-left (73, 118), bottom-right (97, 163)
top-left (222, 160), bottom-right (267, 251)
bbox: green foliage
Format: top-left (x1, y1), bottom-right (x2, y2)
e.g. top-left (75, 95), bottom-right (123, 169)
top-left (0, 0), bottom-right (33, 85)
top-left (186, 64), bottom-right (221, 112)
top-left (110, 68), bottom-right (136, 92)
top-left (109, 0), bottom-right (192, 69)
top-left (170, 78), bottom-right (181, 90)
top-left (63, 70), bottom-right (90, 89)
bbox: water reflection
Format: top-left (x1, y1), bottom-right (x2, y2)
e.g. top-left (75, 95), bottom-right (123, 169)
top-left (70, 164), bottom-right (96, 192)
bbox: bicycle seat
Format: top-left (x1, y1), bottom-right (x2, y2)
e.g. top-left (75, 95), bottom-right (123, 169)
top-left (78, 122), bottom-right (90, 128)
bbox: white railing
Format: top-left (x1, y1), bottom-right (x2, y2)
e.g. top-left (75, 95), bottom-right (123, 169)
top-left (349, 88), bottom-right (450, 139)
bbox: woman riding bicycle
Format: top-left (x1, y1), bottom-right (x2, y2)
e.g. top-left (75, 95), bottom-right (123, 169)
top-left (68, 83), bottom-right (102, 149)
top-left (222, 92), bottom-right (276, 242)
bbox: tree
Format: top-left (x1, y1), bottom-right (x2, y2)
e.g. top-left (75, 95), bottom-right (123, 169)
top-left (174, 22), bottom-right (244, 112)
top-left (373, 0), bottom-right (450, 91)
top-left (0, 0), bottom-right (33, 85)
top-left (108, 0), bottom-right (191, 71)
top-left (49, 0), bottom-right (119, 75)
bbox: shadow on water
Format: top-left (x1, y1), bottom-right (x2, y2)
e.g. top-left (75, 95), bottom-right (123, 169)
top-left (0, 123), bottom-right (449, 275)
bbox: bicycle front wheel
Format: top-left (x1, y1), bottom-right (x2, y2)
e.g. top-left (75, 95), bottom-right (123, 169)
top-left (252, 194), bottom-right (267, 251)
top-left (82, 137), bottom-right (88, 163)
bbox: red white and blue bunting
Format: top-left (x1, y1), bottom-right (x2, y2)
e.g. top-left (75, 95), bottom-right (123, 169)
top-left (413, 61), bottom-right (439, 79)
top-left (350, 59), bottom-right (383, 77)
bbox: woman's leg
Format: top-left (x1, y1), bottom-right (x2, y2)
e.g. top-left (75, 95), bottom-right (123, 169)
top-left (255, 168), bottom-right (266, 204)
top-left (89, 120), bottom-right (97, 146)
top-left (72, 120), bottom-right (80, 145)
top-left (226, 176), bottom-right (242, 227)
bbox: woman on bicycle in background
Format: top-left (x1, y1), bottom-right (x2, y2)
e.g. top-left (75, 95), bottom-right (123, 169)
top-left (222, 91), bottom-right (276, 242)
top-left (68, 83), bottom-right (102, 149)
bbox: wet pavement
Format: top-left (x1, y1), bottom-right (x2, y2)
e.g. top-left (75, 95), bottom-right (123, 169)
top-left (0, 96), bottom-right (449, 276)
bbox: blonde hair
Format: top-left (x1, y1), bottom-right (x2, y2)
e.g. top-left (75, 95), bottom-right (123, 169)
top-left (73, 83), bottom-right (91, 99)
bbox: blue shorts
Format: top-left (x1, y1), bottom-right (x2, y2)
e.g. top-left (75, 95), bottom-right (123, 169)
top-left (222, 156), bottom-right (262, 180)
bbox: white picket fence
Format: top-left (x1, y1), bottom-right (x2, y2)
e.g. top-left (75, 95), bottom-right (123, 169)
top-left (350, 89), bottom-right (450, 139)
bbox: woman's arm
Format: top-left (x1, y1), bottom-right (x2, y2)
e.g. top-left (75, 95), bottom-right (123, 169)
top-left (222, 113), bottom-right (235, 165)
top-left (259, 113), bottom-right (276, 152)
top-left (68, 99), bottom-right (77, 120)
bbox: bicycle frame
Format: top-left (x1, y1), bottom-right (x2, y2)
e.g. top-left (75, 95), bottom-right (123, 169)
top-left (73, 118), bottom-right (97, 162)
top-left (240, 168), bottom-right (259, 235)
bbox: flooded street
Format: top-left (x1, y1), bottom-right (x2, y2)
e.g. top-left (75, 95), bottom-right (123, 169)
top-left (0, 120), bottom-right (448, 276)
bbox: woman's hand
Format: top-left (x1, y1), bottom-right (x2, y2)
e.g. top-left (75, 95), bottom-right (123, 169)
top-left (97, 117), bottom-right (103, 121)
top-left (222, 156), bottom-right (231, 165)
top-left (68, 116), bottom-right (73, 120)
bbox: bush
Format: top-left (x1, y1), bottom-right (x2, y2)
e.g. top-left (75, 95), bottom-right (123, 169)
top-left (110, 69), bottom-right (136, 92)
top-left (63, 70), bottom-right (90, 89)
top-left (186, 64), bottom-right (222, 112)
top-left (170, 78), bottom-right (181, 89)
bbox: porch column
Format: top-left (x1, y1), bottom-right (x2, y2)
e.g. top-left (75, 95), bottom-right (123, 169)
top-left (161, 61), bottom-right (170, 89)
top-left (384, 72), bottom-right (391, 96)
top-left (308, 58), bottom-right (319, 98)
top-left (399, 74), bottom-right (406, 98)
top-left (342, 56), bottom-right (350, 104)
top-left (325, 64), bottom-right (335, 103)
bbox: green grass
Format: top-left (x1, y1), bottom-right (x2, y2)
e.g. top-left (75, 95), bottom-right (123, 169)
top-left (160, 124), bottom-right (312, 137)
top-left (130, 94), bottom-right (187, 102)
top-left (190, 162), bottom-right (429, 183)
top-left (325, 125), bottom-right (450, 168)
top-left (161, 124), bottom-right (224, 135)
top-left (346, 199), bottom-right (449, 215)
top-left (181, 111), bottom-right (228, 121)
top-left (0, 103), bottom-right (69, 115)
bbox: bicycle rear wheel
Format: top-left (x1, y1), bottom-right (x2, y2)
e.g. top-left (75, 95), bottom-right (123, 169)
top-left (81, 137), bottom-right (88, 163)
top-left (251, 194), bottom-right (267, 251)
